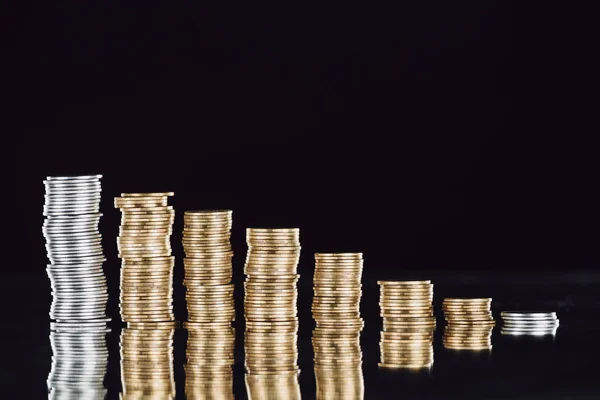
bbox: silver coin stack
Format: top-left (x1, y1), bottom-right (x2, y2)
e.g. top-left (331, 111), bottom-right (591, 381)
top-left (501, 311), bottom-right (559, 336)
top-left (43, 175), bottom-right (109, 322)
top-left (47, 323), bottom-right (110, 399)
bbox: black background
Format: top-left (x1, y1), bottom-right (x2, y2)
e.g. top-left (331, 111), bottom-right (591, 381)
top-left (7, 1), bottom-right (600, 398)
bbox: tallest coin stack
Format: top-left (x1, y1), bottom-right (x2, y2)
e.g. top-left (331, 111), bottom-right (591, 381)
top-left (43, 175), bottom-right (108, 323)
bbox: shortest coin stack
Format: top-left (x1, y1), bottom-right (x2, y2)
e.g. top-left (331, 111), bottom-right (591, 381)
top-left (443, 298), bottom-right (495, 350)
top-left (501, 311), bottom-right (559, 336)
top-left (184, 322), bottom-right (235, 400)
top-left (378, 281), bottom-right (435, 369)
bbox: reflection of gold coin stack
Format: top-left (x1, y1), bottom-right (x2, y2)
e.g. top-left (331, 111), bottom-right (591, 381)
top-left (244, 228), bottom-right (300, 380)
top-left (245, 373), bottom-right (301, 400)
top-left (115, 193), bottom-right (175, 323)
top-left (185, 323), bottom-right (235, 400)
top-left (313, 253), bottom-right (364, 400)
top-left (378, 281), bottom-right (435, 369)
top-left (182, 210), bottom-right (235, 323)
top-left (120, 323), bottom-right (176, 399)
top-left (443, 298), bottom-right (495, 350)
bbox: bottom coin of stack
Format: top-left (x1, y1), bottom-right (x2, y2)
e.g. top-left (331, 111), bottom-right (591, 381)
top-left (185, 322), bottom-right (235, 400)
top-left (47, 323), bottom-right (109, 399)
top-left (501, 311), bottom-right (559, 336)
top-left (120, 323), bottom-right (176, 399)
top-left (245, 373), bottom-right (301, 400)
top-left (443, 298), bottom-right (495, 350)
top-left (378, 281), bottom-right (435, 369)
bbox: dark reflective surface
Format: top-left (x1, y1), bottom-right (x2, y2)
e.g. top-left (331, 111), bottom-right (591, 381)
top-left (3, 270), bottom-right (600, 398)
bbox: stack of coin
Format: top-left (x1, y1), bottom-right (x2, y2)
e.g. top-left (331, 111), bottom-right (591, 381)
top-left (244, 228), bottom-right (301, 377)
top-left (47, 323), bottom-right (109, 399)
top-left (43, 175), bottom-right (108, 322)
top-left (120, 323), bottom-right (177, 399)
top-left (115, 192), bottom-right (175, 323)
top-left (501, 311), bottom-right (559, 336)
top-left (378, 281), bottom-right (435, 369)
top-left (182, 210), bottom-right (234, 324)
top-left (245, 373), bottom-right (301, 400)
top-left (443, 298), bottom-right (495, 350)
top-left (184, 322), bottom-right (235, 400)
top-left (312, 253), bottom-right (364, 399)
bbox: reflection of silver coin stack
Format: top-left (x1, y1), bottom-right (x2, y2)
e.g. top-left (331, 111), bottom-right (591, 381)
top-left (43, 175), bottom-right (108, 322)
top-left (501, 312), bottom-right (559, 336)
top-left (47, 323), bottom-right (109, 399)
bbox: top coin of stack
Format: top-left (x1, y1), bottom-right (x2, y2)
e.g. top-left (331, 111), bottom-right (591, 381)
top-left (115, 192), bottom-right (175, 323)
top-left (182, 210), bottom-right (234, 324)
top-left (378, 281), bottom-right (435, 369)
top-left (501, 311), bottom-right (559, 336)
top-left (43, 175), bottom-right (108, 322)
top-left (443, 298), bottom-right (495, 350)
top-left (244, 228), bottom-right (301, 376)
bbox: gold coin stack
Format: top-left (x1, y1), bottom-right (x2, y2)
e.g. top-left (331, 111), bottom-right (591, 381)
top-left (245, 373), bottom-right (301, 400)
top-left (182, 210), bottom-right (234, 323)
top-left (244, 228), bottom-right (301, 376)
top-left (443, 298), bottom-right (495, 350)
top-left (312, 253), bottom-right (364, 400)
top-left (120, 323), bottom-right (177, 399)
top-left (378, 281), bottom-right (435, 369)
top-left (184, 322), bottom-right (235, 400)
top-left (115, 193), bottom-right (175, 323)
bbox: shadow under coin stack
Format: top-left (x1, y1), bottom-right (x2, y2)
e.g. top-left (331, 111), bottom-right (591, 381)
top-left (43, 175), bottom-right (108, 323)
top-left (115, 193), bottom-right (175, 323)
top-left (244, 228), bottom-right (301, 397)
top-left (378, 281), bottom-right (435, 369)
top-left (120, 323), bottom-right (177, 399)
top-left (501, 311), bottom-right (559, 336)
top-left (47, 322), bottom-right (109, 399)
top-left (313, 253), bottom-right (364, 400)
top-left (443, 298), bottom-right (495, 350)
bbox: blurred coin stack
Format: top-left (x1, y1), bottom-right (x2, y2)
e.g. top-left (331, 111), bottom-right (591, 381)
top-left (182, 210), bottom-right (235, 324)
top-left (120, 323), bottom-right (177, 399)
top-left (115, 193), bottom-right (175, 323)
top-left (312, 253), bottom-right (364, 399)
top-left (245, 374), bottom-right (301, 400)
top-left (378, 281), bottom-right (435, 369)
top-left (501, 311), bottom-right (559, 336)
top-left (244, 228), bottom-right (301, 376)
top-left (443, 298), bottom-right (495, 350)
top-left (43, 175), bottom-right (108, 322)
top-left (47, 323), bottom-right (109, 399)
top-left (184, 322), bottom-right (235, 400)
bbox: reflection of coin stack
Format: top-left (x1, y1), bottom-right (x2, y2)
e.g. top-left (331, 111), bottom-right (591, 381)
top-left (245, 374), bottom-right (301, 400)
top-left (184, 323), bottom-right (235, 400)
top-left (378, 281), bottom-right (435, 369)
top-left (47, 323), bottom-right (109, 399)
top-left (313, 253), bottom-right (364, 400)
top-left (244, 228), bottom-right (300, 378)
top-left (443, 298), bottom-right (495, 350)
top-left (182, 210), bottom-right (235, 323)
top-left (43, 175), bottom-right (108, 322)
top-left (120, 323), bottom-right (176, 399)
top-left (115, 193), bottom-right (175, 323)
top-left (501, 312), bottom-right (559, 336)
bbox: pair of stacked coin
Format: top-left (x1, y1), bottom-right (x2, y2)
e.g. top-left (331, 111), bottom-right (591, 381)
top-left (115, 193), bottom-right (175, 323)
top-left (120, 324), bottom-right (176, 399)
top-left (244, 228), bottom-right (301, 376)
top-left (47, 324), bottom-right (109, 399)
top-left (312, 253), bottom-right (364, 399)
top-left (182, 210), bottom-right (234, 324)
top-left (378, 281), bottom-right (435, 369)
top-left (185, 323), bottom-right (235, 400)
top-left (245, 374), bottom-right (301, 400)
top-left (443, 298), bottom-right (495, 350)
top-left (501, 311), bottom-right (559, 336)
top-left (43, 175), bottom-right (108, 322)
